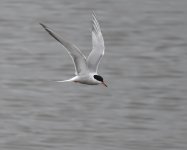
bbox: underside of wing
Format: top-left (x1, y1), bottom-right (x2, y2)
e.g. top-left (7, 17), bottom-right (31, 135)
top-left (40, 23), bottom-right (87, 75)
top-left (87, 12), bottom-right (105, 73)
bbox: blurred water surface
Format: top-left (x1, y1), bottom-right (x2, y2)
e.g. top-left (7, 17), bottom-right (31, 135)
top-left (0, 0), bottom-right (187, 150)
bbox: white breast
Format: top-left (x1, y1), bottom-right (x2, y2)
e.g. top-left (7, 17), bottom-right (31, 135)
top-left (73, 74), bottom-right (100, 85)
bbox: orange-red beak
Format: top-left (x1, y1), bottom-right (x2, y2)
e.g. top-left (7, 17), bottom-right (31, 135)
top-left (102, 81), bottom-right (107, 87)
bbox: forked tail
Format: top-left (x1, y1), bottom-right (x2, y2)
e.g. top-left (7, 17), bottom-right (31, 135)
top-left (56, 78), bottom-right (75, 83)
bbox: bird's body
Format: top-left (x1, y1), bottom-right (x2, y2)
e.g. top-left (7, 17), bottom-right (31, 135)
top-left (60, 73), bottom-right (100, 85)
top-left (40, 12), bottom-right (107, 87)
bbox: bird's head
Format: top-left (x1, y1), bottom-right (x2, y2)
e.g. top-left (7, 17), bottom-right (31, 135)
top-left (93, 75), bottom-right (107, 87)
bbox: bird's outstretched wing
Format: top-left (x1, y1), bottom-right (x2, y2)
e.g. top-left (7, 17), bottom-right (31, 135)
top-left (86, 12), bottom-right (105, 73)
top-left (40, 23), bottom-right (87, 75)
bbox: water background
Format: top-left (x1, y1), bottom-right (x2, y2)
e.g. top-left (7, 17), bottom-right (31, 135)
top-left (0, 0), bottom-right (187, 149)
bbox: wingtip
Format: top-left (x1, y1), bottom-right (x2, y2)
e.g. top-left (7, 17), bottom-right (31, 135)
top-left (92, 11), bottom-right (96, 19)
top-left (92, 10), bottom-right (95, 15)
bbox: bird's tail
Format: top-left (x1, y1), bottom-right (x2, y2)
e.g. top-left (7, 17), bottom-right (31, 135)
top-left (56, 78), bottom-right (74, 83)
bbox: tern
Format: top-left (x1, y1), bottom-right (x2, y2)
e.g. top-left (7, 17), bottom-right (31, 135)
top-left (40, 12), bottom-right (107, 87)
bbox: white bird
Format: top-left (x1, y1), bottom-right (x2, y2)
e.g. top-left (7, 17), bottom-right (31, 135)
top-left (40, 12), bottom-right (107, 87)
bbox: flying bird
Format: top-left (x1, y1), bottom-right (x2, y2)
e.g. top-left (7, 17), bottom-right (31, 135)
top-left (40, 12), bottom-right (107, 87)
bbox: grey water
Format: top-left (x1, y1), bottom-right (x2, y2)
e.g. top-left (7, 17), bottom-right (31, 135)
top-left (0, 0), bottom-right (187, 149)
